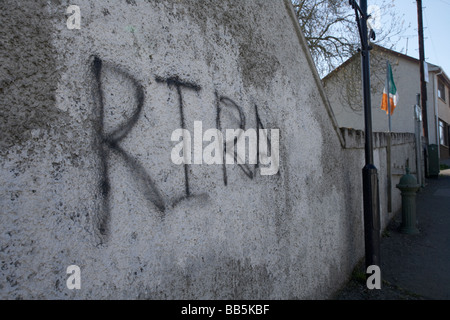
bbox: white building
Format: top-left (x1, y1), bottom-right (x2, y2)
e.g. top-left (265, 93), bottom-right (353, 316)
top-left (323, 45), bottom-right (450, 161)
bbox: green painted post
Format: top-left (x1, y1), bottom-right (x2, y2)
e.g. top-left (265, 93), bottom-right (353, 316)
top-left (396, 168), bottom-right (420, 235)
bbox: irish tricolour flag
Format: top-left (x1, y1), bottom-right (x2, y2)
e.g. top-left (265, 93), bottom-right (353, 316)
top-left (381, 62), bottom-right (398, 115)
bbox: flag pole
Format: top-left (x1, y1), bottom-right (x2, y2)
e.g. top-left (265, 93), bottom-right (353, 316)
top-left (387, 61), bottom-right (392, 133)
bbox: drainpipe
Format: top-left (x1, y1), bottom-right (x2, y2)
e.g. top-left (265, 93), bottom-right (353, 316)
top-left (434, 68), bottom-right (443, 159)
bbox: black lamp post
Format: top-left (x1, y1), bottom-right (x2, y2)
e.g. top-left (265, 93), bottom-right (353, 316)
top-left (349, 0), bottom-right (381, 274)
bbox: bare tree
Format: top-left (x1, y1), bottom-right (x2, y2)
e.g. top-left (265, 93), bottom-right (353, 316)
top-left (292, 0), bottom-right (407, 77)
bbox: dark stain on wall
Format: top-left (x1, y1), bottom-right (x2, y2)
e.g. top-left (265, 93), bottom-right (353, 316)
top-left (169, 0), bottom-right (281, 89)
top-left (0, 1), bottom-right (65, 154)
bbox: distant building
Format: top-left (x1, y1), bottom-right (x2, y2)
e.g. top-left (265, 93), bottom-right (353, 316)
top-left (323, 45), bottom-right (450, 160)
top-left (434, 65), bottom-right (450, 160)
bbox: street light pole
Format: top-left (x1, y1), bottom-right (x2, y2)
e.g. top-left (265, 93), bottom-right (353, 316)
top-left (349, 0), bottom-right (381, 273)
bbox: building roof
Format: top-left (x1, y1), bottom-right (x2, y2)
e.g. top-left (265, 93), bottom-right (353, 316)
top-left (322, 44), bottom-right (450, 86)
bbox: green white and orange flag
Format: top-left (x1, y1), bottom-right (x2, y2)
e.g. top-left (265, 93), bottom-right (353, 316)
top-left (381, 62), bottom-right (398, 115)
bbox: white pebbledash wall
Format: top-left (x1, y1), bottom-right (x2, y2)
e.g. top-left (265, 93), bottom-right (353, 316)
top-left (0, 0), bottom-right (416, 299)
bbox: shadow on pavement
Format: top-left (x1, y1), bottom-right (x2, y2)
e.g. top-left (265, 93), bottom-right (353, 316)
top-left (333, 168), bottom-right (450, 300)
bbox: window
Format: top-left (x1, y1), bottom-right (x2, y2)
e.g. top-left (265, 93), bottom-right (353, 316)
top-left (438, 80), bottom-right (446, 101)
top-left (440, 120), bottom-right (448, 146)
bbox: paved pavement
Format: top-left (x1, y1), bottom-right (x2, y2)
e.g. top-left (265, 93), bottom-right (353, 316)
top-left (334, 164), bottom-right (450, 300)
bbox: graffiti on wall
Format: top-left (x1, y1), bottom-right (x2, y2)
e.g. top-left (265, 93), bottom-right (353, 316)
top-left (91, 56), bottom-right (279, 238)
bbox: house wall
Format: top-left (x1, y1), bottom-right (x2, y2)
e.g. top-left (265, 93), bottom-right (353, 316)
top-left (426, 68), bottom-right (438, 146)
top-left (440, 143), bottom-right (449, 160)
top-left (437, 80), bottom-right (450, 125)
top-left (340, 129), bottom-right (417, 228)
top-left (323, 48), bottom-right (438, 146)
top-left (429, 73), bottom-right (439, 147)
top-left (435, 75), bottom-right (450, 159)
top-left (438, 101), bottom-right (450, 158)
top-left (0, 0), bottom-right (417, 299)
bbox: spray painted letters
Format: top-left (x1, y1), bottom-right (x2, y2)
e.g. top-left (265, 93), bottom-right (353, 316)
top-left (92, 56), bottom-right (280, 236)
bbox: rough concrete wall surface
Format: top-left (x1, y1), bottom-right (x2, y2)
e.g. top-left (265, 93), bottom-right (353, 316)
top-left (341, 129), bottom-right (417, 229)
top-left (0, 0), bottom-right (411, 299)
